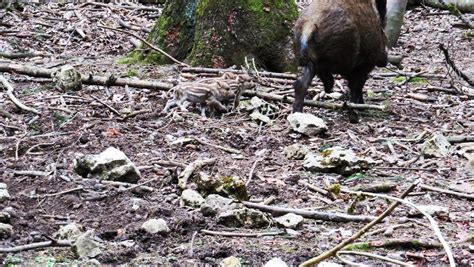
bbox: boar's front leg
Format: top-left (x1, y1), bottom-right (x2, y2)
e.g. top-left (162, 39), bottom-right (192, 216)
top-left (293, 62), bottom-right (316, 113)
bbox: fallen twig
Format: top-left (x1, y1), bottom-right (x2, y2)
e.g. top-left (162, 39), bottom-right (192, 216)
top-left (300, 180), bottom-right (418, 267)
top-left (0, 51), bottom-right (51, 59)
top-left (194, 138), bottom-right (241, 154)
top-left (0, 62), bottom-right (174, 91)
top-left (336, 251), bottom-right (413, 266)
top-left (201, 229), bottom-right (284, 238)
top-left (338, 185), bottom-right (455, 267)
top-left (439, 44), bottom-right (474, 86)
top-left (31, 186), bottom-right (85, 199)
top-left (0, 75), bottom-right (41, 115)
top-left (178, 158), bottom-right (216, 189)
top-left (242, 201), bottom-right (377, 223)
top-left (447, 135), bottom-right (474, 144)
top-left (0, 240), bottom-right (73, 253)
top-left (420, 184), bottom-right (474, 201)
top-left (13, 170), bottom-right (50, 177)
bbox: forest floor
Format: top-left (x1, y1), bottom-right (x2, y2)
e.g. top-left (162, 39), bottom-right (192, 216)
top-left (0, 2), bottom-right (473, 266)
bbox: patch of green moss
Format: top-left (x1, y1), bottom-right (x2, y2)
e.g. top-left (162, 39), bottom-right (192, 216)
top-left (125, 68), bottom-right (139, 77)
top-left (409, 76), bottom-right (428, 84)
top-left (344, 242), bottom-right (371, 251)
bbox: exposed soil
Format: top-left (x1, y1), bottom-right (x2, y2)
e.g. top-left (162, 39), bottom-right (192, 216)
top-left (0, 2), bottom-right (473, 266)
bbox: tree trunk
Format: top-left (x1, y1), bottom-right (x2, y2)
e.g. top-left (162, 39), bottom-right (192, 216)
top-left (143, 0), bottom-right (299, 72)
top-left (385, 0), bottom-right (409, 47)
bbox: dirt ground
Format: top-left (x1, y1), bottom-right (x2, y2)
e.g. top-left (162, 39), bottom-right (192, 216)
top-left (0, 2), bottom-right (473, 266)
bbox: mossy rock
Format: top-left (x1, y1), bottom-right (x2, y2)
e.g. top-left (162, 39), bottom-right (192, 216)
top-left (142, 0), bottom-right (298, 72)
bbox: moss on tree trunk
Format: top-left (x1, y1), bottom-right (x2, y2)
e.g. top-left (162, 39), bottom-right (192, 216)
top-left (143, 0), bottom-right (298, 72)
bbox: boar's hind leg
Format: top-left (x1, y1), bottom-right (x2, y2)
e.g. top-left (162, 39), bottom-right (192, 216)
top-left (347, 67), bottom-right (371, 123)
top-left (317, 71), bottom-right (334, 94)
top-left (293, 63), bottom-right (316, 113)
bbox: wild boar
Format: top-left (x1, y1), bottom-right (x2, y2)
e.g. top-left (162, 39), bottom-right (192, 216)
top-left (163, 74), bottom-right (254, 116)
top-left (293, 0), bottom-right (388, 122)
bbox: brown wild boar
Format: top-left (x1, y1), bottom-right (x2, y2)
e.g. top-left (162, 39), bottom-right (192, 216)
top-left (293, 0), bottom-right (388, 122)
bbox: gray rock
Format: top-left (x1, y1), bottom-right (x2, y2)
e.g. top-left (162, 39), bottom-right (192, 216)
top-left (74, 147), bottom-right (141, 183)
top-left (287, 113), bottom-right (327, 136)
top-left (219, 256), bottom-right (241, 267)
top-left (327, 92), bottom-right (343, 100)
top-left (0, 223), bottom-right (13, 237)
top-left (196, 175), bottom-right (249, 201)
top-left (304, 147), bottom-right (374, 176)
top-left (264, 258), bottom-right (288, 267)
top-left (0, 183), bottom-right (10, 203)
top-left (200, 194), bottom-right (236, 216)
top-left (72, 230), bottom-right (103, 258)
top-left (0, 212), bottom-right (10, 223)
top-left (141, 218), bottom-right (170, 234)
top-left (284, 144), bottom-right (309, 160)
top-left (408, 205), bottom-right (449, 218)
top-left (54, 223), bottom-right (84, 240)
top-left (218, 208), bottom-right (271, 228)
top-left (275, 213), bottom-right (304, 229)
top-left (52, 65), bottom-right (82, 91)
top-left (180, 189), bottom-right (205, 207)
top-left (420, 132), bottom-right (451, 158)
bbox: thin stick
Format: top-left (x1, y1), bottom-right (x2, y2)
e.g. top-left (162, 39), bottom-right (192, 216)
top-left (420, 184), bottom-right (474, 201)
top-left (0, 240), bottom-right (73, 253)
top-left (336, 251), bottom-right (413, 266)
top-left (243, 202), bottom-right (377, 223)
top-left (0, 75), bottom-right (41, 115)
top-left (201, 229), bottom-right (284, 238)
top-left (300, 180), bottom-right (419, 267)
top-left (339, 186), bottom-right (455, 267)
top-left (194, 138), bottom-right (241, 154)
top-left (439, 44), bottom-right (474, 86)
top-left (246, 159), bottom-right (261, 186)
top-left (31, 187), bottom-right (85, 199)
top-left (98, 24), bottom-right (188, 67)
top-left (90, 95), bottom-right (122, 117)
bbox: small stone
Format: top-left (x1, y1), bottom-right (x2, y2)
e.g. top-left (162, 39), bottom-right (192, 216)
top-left (0, 212), bottom-right (10, 223)
top-left (72, 230), bottom-right (103, 258)
top-left (218, 208), bottom-right (271, 228)
top-left (285, 229), bottom-right (301, 237)
top-left (408, 205), bottom-right (449, 218)
top-left (200, 194), bottom-right (235, 216)
top-left (196, 175), bottom-right (249, 201)
top-left (54, 223), bottom-right (84, 240)
top-left (420, 132), bottom-right (451, 158)
top-left (327, 92), bottom-right (343, 100)
top-left (275, 213), bottom-right (304, 229)
top-left (0, 183), bottom-right (10, 203)
top-left (74, 147), bottom-right (141, 183)
top-left (0, 223), bottom-right (13, 237)
top-left (287, 112), bottom-right (327, 136)
top-left (284, 144), bottom-right (309, 160)
top-left (220, 256), bottom-right (241, 267)
top-left (141, 219), bottom-right (170, 234)
top-left (52, 65), bottom-right (82, 91)
top-left (304, 147), bottom-right (374, 176)
top-left (181, 189), bottom-right (205, 207)
top-left (264, 258), bottom-right (288, 267)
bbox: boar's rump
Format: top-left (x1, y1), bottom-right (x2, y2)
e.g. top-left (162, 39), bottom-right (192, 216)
top-left (293, 0), bottom-right (388, 123)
